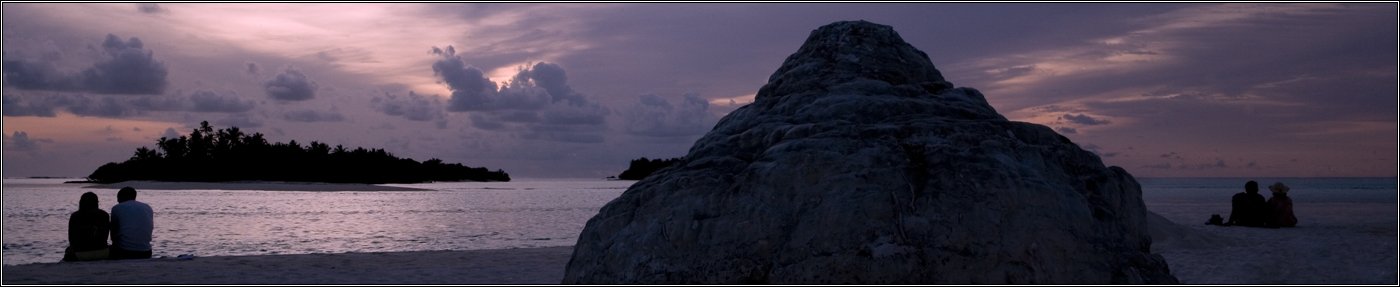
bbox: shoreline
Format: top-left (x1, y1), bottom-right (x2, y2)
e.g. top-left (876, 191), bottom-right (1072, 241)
top-left (2, 246), bottom-right (574, 284)
top-left (82, 180), bottom-right (433, 191)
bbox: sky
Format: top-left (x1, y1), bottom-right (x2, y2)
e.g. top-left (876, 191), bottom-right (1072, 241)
top-left (1, 3), bottom-right (1395, 178)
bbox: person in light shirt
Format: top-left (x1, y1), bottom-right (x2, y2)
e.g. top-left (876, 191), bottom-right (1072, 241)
top-left (110, 187), bottom-right (154, 260)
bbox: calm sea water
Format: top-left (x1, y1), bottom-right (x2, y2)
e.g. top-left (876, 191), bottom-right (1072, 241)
top-left (2, 178), bottom-right (632, 266)
top-left (2, 177), bottom-right (1394, 266)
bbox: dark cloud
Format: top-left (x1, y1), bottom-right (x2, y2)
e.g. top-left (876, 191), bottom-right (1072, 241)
top-left (434, 46), bottom-right (499, 112)
top-left (190, 90), bottom-right (255, 113)
top-left (264, 68), bottom-right (318, 101)
top-left (429, 48), bottom-right (610, 142)
top-left (1060, 113), bottom-right (1110, 126)
top-left (245, 62), bottom-right (261, 75)
top-left (2, 92), bottom-right (193, 118)
top-left (2, 94), bottom-right (59, 117)
top-left (283, 109), bottom-right (346, 122)
top-left (523, 62), bottom-right (587, 105)
top-left (623, 93), bottom-right (718, 137)
top-left (1055, 126), bottom-right (1078, 134)
top-left (3, 131), bottom-right (51, 152)
top-left (127, 95), bottom-right (186, 111)
top-left (2, 34), bottom-right (168, 95)
top-left (541, 100), bottom-right (609, 126)
top-left (65, 95), bottom-right (138, 117)
top-left (469, 113), bottom-right (508, 131)
top-left (2, 58), bottom-right (74, 91)
top-left (494, 110), bottom-right (538, 123)
top-left (136, 3), bottom-right (167, 14)
top-left (84, 35), bottom-right (169, 94)
top-left (371, 91), bottom-right (446, 123)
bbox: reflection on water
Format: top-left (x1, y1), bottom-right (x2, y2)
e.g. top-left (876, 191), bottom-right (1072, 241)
top-left (5, 177), bottom-right (1393, 266)
top-left (1, 178), bottom-right (631, 265)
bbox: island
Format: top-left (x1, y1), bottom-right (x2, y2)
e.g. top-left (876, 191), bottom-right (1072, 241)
top-left (85, 121), bottom-right (510, 184)
top-left (615, 157), bottom-right (681, 180)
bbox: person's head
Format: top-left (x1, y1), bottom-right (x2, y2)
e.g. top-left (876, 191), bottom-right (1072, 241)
top-left (1245, 181), bottom-right (1259, 194)
top-left (1269, 182), bottom-right (1290, 195)
top-left (79, 192), bottom-right (99, 210)
top-left (117, 187), bottom-right (137, 203)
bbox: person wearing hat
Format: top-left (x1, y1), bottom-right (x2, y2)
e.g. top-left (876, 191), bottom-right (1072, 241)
top-left (1267, 182), bottom-right (1297, 227)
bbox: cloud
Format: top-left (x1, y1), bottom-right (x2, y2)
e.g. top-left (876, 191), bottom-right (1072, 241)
top-left (190, 90), bottom-right (256, 113)
top-left (2, 58), bottom-right (73, 91)
top-left (371, 91), bottom-right (446, 123)
top-left (264, 68), bottom-right (319, 101)
top-left (2, 34), bottom-right (168, 95)
top-left (429, 48), bottom-right (610, 142)
top-left (84, 34), bottom-right (170, 94)
top-left (2, 92), bottom-right (195, 118)
top-left (623, 93), bottom-right (718, 137)
top-left (127, 95), bottom-right (186, 111)
top-left (433, 46), bottom-right (499, 112)
top-left (1055, 126), bottom-right (1079, 134)
top-left (136, 3), bottom-right (167, 14)
top-left (245, 62), bottom-right (261, 75)
top-left (2, 94), bottom-right (59, 117)
top-left (1060, 113), bottom-right (1111, 126)
top-left (282, 109), bottom-right (346, 122)
top-left (1159, 152), bottom-right (1183, 160)
top-left (541, 100), bottom-right (609, 126)
top-left (468, 113), bottom-right (508, 131)
top-left (3, 131), bottom-right (52, 152)
top-left (65, 95), bottom-right (139, 118)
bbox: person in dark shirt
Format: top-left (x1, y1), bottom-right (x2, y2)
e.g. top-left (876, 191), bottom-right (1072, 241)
top-left (63, 192), bottom-right (110, 261)
top-left (1226, 180), bottom-right (1269, 227)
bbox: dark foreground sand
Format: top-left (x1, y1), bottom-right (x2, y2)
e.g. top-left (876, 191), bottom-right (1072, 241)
top-left (2, 246), bottom-right (572, 284)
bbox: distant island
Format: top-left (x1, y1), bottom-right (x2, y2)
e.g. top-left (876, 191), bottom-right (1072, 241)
top-left (86, 121), bottom-right (510, 184)
top-left (616, 157), bottom-right (682, 180)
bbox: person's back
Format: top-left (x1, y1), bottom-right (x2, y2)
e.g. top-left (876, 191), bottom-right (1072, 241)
top-left (110, 187), bottom-right (154, 259)
top-left (64, 192), bottom-right (110, 261)
top-left (1268, 182), bottom-right (1298, 227)
top-left (1228, 181), bottom-right (1269, 227)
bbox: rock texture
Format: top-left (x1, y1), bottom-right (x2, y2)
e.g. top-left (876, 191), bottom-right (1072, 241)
top-left (564, 20), bottom-right (1178, 284)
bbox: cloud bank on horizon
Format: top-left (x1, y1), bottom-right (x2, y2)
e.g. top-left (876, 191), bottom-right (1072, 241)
top-left (1, 3), bottom-right (1395, 178)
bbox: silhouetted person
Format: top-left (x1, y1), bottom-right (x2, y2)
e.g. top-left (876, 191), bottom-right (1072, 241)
top-left (63, 192), bottom-right (110, 261)
top-left (1227, 181), bottom-right (1269, 227)
top-left (110, 187), bottom-right (154, 259)
top-left (1267, 182), bottom-right (1298, 227)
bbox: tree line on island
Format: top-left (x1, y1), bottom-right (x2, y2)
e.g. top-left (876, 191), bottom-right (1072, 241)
top-left (615, 157), bottom-right (682, 180)
top-left (87, 121), bottom-right (510, 184)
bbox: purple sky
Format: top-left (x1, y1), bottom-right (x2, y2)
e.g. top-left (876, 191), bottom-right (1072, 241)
top-left (2, 3), bottom-right (1395, 178)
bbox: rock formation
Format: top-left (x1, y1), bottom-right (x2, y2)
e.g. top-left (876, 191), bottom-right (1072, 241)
top-left (564, 20), bottom-right (1178, 284)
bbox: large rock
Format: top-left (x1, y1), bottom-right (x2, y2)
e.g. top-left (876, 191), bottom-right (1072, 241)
top-left (564, 20), bottom-right (1178, 284)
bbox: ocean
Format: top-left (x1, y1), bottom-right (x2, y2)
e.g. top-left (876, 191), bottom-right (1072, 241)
top-left (2, 177), bottom-right (1394, 266)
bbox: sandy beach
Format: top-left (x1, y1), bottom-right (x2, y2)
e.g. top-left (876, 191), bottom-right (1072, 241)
top-left (6, 205), bottom-right (1395, 285)
top-left (84, 181), bottom-right (432, 192)
top-left (2, 246), bottom-right (573, 284)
